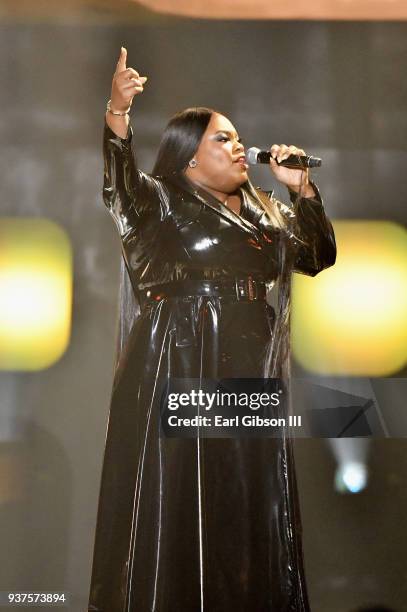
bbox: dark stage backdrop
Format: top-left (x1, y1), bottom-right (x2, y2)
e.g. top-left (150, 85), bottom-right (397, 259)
top-left (0, 14), bottom-right (406, 612)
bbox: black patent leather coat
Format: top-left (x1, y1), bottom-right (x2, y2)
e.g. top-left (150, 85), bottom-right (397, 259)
top-left (88, 119), bottom-right (336, 612)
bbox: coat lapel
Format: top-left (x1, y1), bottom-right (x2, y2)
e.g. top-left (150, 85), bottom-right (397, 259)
top-left (166, 172), bottom-right (262, 238)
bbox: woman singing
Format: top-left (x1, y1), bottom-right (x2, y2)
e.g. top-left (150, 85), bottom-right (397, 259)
top-left (88, 47), bottom-right (336, 612)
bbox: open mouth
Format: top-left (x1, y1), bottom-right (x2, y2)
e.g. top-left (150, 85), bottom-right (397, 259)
top-left (234, 156), bottom-right (248, 168)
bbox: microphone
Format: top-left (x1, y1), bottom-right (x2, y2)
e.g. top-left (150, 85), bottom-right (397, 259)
top-left (246, 146), bottom-right (322, 169)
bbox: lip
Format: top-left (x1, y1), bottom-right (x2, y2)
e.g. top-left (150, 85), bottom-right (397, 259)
top-left (233, 155), bottom-right (248, 168)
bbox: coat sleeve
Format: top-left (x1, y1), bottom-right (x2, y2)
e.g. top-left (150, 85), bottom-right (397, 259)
top-left (102, 117), bottom-right (169, 238)
top-left (251, 181), bottom-right (336, 277)
top-left (283, 182), bottom-right (336, 276)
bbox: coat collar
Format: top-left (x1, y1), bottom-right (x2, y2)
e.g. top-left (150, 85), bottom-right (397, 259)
top-left (165, 171), bottom-right (262, 238)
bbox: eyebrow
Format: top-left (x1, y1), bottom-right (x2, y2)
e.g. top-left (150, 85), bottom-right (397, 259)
top-left (214, 130), bottom-right (242, 139)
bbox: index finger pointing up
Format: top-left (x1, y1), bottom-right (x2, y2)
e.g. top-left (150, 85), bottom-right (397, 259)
top-left (116, 46), bottom-right (127, 73)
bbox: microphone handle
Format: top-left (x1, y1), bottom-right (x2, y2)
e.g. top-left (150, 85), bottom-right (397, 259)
top-left (257, 150), bottom-right (322, 168)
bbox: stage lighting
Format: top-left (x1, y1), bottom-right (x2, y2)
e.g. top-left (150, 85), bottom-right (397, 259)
top-left (0, 218), bottom-right (73, 371)
top-left (292, 220), bottom-right (407, 376)
top-left (335, 461), bottom-right (368, 494)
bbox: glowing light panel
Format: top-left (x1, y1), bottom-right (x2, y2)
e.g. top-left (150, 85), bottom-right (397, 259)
top-left (0, 218), bottom-right (73, 371)
top-left (292, 221), bottom-right (407, 376)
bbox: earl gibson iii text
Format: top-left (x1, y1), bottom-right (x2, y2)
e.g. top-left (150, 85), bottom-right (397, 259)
top-left (159, 378), bottom-right (302, 438)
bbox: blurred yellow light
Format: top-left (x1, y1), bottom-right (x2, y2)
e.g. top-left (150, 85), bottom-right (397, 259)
top-left (0, 218), bottom-right (73, 371)
top-left (292, 221), bottom-right (407, 376)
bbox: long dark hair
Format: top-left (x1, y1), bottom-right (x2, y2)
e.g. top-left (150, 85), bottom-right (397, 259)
top-left (151, 105), bottom-right (288, 228)
top-left (112, 107), bottom-right (216, 376)
top-left (152, 106), bottom-right (216, 177)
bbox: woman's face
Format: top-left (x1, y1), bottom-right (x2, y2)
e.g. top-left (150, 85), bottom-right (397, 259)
top-left (185, 112), bottom-right (248, 194)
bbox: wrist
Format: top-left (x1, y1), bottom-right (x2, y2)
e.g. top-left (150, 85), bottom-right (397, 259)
top-left (287, 181), bottom-right (315, 198)
top-left (105, 111), bottom-right (130, 140)
top-left (107, 98), bottom-right (132, 115)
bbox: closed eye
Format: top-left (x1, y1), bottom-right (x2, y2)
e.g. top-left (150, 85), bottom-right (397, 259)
top-left (218, 136), bottom-right (244, 144)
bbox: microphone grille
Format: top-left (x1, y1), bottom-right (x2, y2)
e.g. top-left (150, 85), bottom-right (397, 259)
top-left (246, 147), bottom-right (261, 165)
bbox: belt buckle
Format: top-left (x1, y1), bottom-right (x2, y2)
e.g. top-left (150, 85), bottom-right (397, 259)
top-left (235, 277), bottom-right (257, 301)
top-left (235, 279), bottom-right (246, 301)
top-left (247, 276), bottom-right (257, 301)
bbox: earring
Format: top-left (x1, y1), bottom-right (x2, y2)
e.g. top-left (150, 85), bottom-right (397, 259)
top-left (188, 159), bottom-right (197, 168)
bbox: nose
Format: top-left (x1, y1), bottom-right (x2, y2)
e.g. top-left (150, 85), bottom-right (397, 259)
top-left (234, 141), bottom-right (245, 154)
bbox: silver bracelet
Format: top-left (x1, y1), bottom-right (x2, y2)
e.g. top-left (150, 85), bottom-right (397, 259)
top-left (106, 99), bottom-right (131, 116)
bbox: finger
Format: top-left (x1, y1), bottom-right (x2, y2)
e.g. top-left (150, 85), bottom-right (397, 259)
top-left (277, 144), bottom-right (289, 162)
top-left (116, 46), bottom-right (127, 73)
top-left (125, 82), bottom-right (144, 93)
top-left (124, 75), bottom-right (147, 84)
top-left (287, 145), bottom-right (306, 156)
top-left (270, 144), bottom-right (293, 162)
top-left (117, 67), bottom-right (140, 80)
top-left (270, 144), bottom-right (281, 159)
top-left (122, 79), bottom-right (143, 90)
top-left (279, 145), bottom-right (298, 161)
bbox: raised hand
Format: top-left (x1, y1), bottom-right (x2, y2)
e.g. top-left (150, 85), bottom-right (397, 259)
top-left (109, 47), bottom-right (148, 113)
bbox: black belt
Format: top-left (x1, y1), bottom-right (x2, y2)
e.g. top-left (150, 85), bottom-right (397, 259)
top-left (137, 277), bottom-right (267, 303)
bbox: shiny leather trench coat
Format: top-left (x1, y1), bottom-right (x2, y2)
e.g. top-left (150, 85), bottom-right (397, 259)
top-left (88, 119), bottom-right (336, 612)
